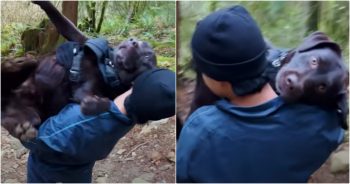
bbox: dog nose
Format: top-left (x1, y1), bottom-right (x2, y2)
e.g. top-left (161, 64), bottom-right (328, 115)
top-left (128, 38), bottom-right (139, 48)
top-left (285, 74), bottom-right (298, 90)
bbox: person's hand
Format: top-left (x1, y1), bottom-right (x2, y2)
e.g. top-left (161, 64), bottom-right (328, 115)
top-left (114, 88), bottom-right (133, 115)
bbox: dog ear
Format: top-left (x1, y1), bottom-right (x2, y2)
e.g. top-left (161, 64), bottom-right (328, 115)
top-left (297, 31), bottom-right (342, 57)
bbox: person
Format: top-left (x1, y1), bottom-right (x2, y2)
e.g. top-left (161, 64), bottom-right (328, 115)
top-left (22, 68), bottom-right (175, 183)
top-left (176, 5), bottom-right (344, 183)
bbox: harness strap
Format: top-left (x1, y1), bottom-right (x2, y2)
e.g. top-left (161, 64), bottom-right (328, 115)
top-left (69, 46), bottom-right (84, 82)
top-left (85, 38), bottom-right (121, 88)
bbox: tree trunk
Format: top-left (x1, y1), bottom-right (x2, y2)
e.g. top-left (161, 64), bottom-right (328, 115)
top-left (96, 1), bottom-right (108, 33)
top-left (306, 1), bottom-right (320, 35)
top-left (86, 1), bottom-right (96, 31)
top-left (62, 1), bottom-right (78, 25)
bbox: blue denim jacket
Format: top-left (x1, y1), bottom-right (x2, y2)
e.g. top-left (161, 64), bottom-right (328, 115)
top-left (22, 101), bottom-right (134, 183)
top-left (177, 97), bottom-right (343, 183)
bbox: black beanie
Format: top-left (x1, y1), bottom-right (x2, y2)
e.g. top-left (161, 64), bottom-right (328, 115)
top-left (191, 5), bottom-right (267, 83)
top-left (124, 68), bottom-right (175, 124)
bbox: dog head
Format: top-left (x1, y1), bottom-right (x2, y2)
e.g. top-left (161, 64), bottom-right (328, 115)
top-left (276, 32), bottom-right (348, 107)
top-left (112, 38), bottom-right (157, 84)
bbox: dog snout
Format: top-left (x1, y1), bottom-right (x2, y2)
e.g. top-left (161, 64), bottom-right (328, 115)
top-left (128, 38), bottom-right (139, 48)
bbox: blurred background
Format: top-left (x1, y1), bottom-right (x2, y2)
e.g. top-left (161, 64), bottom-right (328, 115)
top-left (1, 1), bottom-right (176, 183)
top-left (177, 1), bottom-right (349, 183)
top-left (177, 1), bottom-right (349, 79)
top-left (1, 1), bottom-right (175, 71)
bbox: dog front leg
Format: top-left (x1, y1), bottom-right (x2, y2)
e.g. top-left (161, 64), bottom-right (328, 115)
top-left (32, 1), bottom-right (87, 43)
top-left (73, 81), bottom-right (110, 115)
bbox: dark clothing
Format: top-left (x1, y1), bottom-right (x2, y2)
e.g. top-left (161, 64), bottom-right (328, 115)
top-left (191, 6), bottom-right (267, 83)
top-left (22, 102), bottom-right (134, 183)
top-left (125, 68), bottom-right (176, 124)
top-left (177, 97), bottom-right (343, 183)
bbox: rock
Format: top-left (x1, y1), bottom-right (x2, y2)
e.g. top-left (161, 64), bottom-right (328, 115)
top-left (11, 139), bottom-right (23, 150)
top-left (95, 170), bottom-right (107, 177)
top-left (1, 150), bottom-right (8, 158)
top-left (151, 118), bottom-right (169, 125)
top-left (96, 176), bottom-right (107, 183)
top-left (140, 124), bottom-right (156, 135)
top-left (330, 149), bottom-right (349, 173)
top-left (159, 164), bottom-right (172, 171)
top-left (125, 157), bottom-right (135, 161)
top-left (15, 147), bottom-right (28, 159)
top-left (12, 163), bottom-right (19, 169)
top-left (149, 151), bottom-right (163, 162)
top-left (166, 151), bottom-right (175, 162)
top-left (139, 118), bottom-right (169, 135)
top-left (4, 179), bottom-right (18, 183)
top-left (117, 148), bottom-right (126, 155)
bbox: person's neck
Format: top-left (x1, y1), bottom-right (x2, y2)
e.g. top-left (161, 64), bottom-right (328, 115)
top-left (228, 84), bottom-right (277, 107)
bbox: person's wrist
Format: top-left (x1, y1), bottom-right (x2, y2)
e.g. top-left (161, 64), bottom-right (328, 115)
top-left (114, 88), bottom-right (132, 115)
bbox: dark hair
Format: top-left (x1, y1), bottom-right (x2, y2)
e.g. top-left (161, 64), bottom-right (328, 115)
top-left (191, 58), bottom-right (270, 97)
top-left (230, 70), bottom-right (270, 96)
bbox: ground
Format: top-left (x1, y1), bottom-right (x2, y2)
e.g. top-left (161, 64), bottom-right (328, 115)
top-left (177, 79), bottom-right (349, 183)
top-left (1, 117), bottom-right (175, 183)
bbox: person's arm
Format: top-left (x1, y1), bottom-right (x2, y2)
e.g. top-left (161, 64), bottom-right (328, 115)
top-left (114, 88), bottom-right (132, 115)
top-left (22, 89), bottom-right (134, 162)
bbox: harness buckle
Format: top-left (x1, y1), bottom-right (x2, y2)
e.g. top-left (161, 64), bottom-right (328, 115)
top-left (69, 69), bottom-right (80, 82)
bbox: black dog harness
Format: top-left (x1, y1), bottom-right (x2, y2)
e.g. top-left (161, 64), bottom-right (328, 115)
top-left (56, 38), bottom-right (120, 89)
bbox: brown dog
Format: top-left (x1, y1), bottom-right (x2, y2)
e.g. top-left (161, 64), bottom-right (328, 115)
top-left (1, 1), bottom-right (157, 141)
top-left (178, 32), bottom-right (348, 138)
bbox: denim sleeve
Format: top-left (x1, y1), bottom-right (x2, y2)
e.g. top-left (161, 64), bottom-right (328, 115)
top-left (22, 101), bottom-right (134, 162)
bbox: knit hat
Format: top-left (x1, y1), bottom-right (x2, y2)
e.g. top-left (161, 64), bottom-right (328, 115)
top-left (191, 5), bottom-right (267, 83)
top-left (124, 68), bottom-right (175, 124)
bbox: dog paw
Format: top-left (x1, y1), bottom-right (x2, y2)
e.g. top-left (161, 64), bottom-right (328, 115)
top-left (14, 121), bottom-right (38, 141)
top-left (2, 107), bottom-right (41, 141)
top-left (81, 96), bottom-right (110, 115)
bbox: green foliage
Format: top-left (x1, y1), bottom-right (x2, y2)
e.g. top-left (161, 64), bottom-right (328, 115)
top-left (2, 1), bottom-right (176, 71)
top-left (1, 23), bottom-right (29, 57)
top-left (98, 1), bottom-right (176, 70)
top-left (157, 55), bottom-right (175, 72)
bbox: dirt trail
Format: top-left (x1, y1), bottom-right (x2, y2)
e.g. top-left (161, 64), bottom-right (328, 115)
top-left (1, 117), bottom-right (175, 183)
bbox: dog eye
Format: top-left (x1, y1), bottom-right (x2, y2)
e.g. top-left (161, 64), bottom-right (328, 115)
top-left (317, 83), bottom-right (326, 92)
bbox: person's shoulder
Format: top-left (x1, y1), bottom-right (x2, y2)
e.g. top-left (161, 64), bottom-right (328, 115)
top-left (187, 105), bottom-right (217, 119)
top-left (283, 102), bottom-right (337, 117)
top-left (281, 102), bottom-right (341, 127)
top-left (186, 105), bottom-right (221, 123)
top-left (183, 104), bottom-right (225, 134)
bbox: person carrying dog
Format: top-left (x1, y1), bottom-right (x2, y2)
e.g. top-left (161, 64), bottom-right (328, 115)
top-left (176, 5), bottom-right (344, 183)
top-left (22, 68), bottom-right (175, 182)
